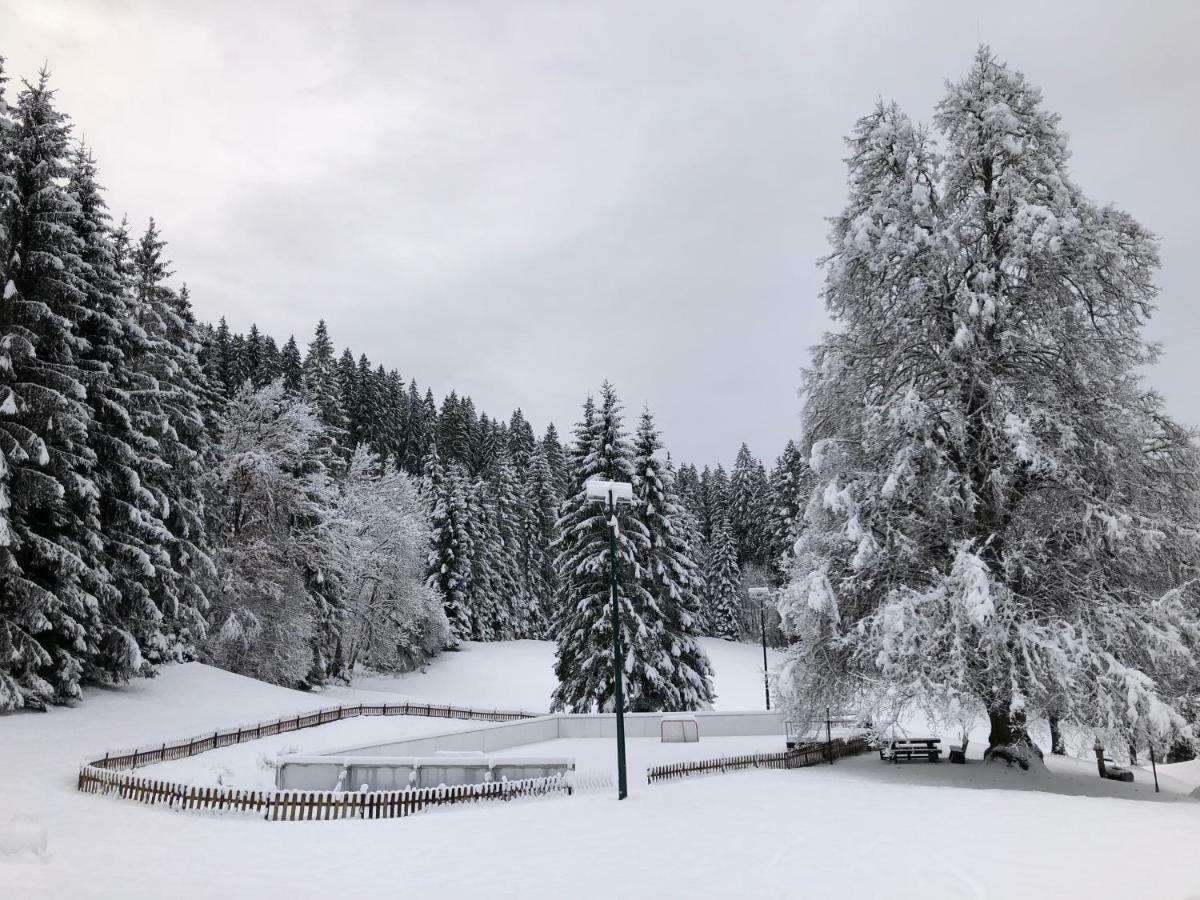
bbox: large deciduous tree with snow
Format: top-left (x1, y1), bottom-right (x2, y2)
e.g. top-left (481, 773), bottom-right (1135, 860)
top-left (204, 380), bottom-right (339, 686)
top-left (780, 48), bottom-right (1200, 763)
top-left (333, 446), bottom-right (448, 673)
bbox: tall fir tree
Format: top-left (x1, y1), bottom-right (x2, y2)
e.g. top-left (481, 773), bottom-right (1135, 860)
top-left (279, 335), bottom-right (303, 393)
top-left (551, 383), bottom-right (675, 712)
top-left (69, 145), bottom-right (168, 681)
top-left (129, 221), bottom-right (215, 662)
top-left (766, 439), bottom-right (811, 584)
top-left (519, 442), bottom-right (560, 637)
top-left (729, 443), bottom-right (770, 566)
top-left (631, 410), bottom-right (714, 709)
top-left (702, 511), bottom-right (743, 639)
top-left (424, 450), bottom-right (474, 640)
top-left (0, 71), bottom-right (107, 709)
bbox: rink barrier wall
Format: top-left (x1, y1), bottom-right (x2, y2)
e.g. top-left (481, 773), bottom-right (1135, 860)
top-left (645, 736), bottom-right (871, 784)
top-left (319, 709), bottom-right (786, 759)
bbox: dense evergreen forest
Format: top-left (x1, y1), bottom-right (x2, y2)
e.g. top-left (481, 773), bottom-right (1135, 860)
top-left (0, 58), bottom-right (799, 711)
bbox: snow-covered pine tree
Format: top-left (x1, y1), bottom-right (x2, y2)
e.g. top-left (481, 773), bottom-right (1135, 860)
top-left (631, 409), bottom-right (714, 709)
top-left (507, 408), bottom-right (536, 468)
top-left (519, 442), bottom-right (560, 636)
top-left (279, 335), bottom-right (303, 393)
top-left (382, 368), bottom-right (407, 467)
top-left (463, 475), bottom-right (506, 641)
top-left (541, 421), bottom-right (569, 500)
top-left (0, 72), bottom-right (108, 709)
top-left (729, 443), bottom-right (770, 566)
top-left (766, 439), bottom-right (811, 585)
top-left (702, 511), bottom-right (743, 640)
top-left (69, 145), bottom-right (168, 681)
top-left (438, 391), bottom-right (472, 466)
top-left (128, 222), bottom-right (216, 663)
top-left (489, 447), bottom-right (528, 637)
top-left (551, 383), bottom-right (675, 713)
top-left (244, 324), bottom-right (265, 387)
top-left (698, 465), bottom-right (730, 543)
top-left (781, 48), bottom-right (1200, 762)
top-left (399, 379), bottom-right (428, 474)
top-left (336, 348), bottom-right (360, 449)
top-left (424, 454), bottom-right (474, 641)
top-left (302, 321), bottom-right (347, 440)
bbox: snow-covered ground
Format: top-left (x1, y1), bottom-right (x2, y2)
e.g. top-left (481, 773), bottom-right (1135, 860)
top-left (3, 643), bottom-right (1200, 899)
top-left (351, 636), bottom-right (784, 712)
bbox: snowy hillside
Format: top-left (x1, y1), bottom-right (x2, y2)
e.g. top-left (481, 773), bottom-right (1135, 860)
top-left (351, 637), bottom-right (783, 712)
top-left (3, 645), bottom-right (1199, 900)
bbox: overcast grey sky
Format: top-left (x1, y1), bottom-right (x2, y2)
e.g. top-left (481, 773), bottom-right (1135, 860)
top-left (3, 0), bottom-right (1197, 465)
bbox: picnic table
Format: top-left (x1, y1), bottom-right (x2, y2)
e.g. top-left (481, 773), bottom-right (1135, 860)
top-left (879, 737), bottom-right (941, 763)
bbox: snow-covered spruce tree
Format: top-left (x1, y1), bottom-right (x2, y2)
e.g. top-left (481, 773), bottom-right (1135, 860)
top-left (279, 335), bottom-right (303, 393)
top-left (332, 446), bottom-right (449, 672)
top-left (424, 451), bottom-right (475, 641)
top-left (301, 319), bottom-right (347, 472)
top-left (551, 383), bottom-right (677, 713)
top-left (631, 409), bottom-right (714, 709)
top-left (541, 421), bottom-right (570, 501)
top-left (68, 146), bottom-right (170, 682)
top-left (0, 72), bottom-right (109, 710)
top-left (128, 222), bottom-right (216, 663)
top-left (729, 443), bottom-right (770, 566)
top-left (519, 442), bottom-right (561, 636)
top-left (781, 48), bottom-right (1200, 764)
top-left (702, 511), bottom-right (743, 640)
top-left (488, 448), bottom-right (529, 637)
top-left (766, 439), bottom-right (812, 585)
top-left (205, 380), bottom-right (338, 687)
top-left (463, 475), bottom-right (507, 641)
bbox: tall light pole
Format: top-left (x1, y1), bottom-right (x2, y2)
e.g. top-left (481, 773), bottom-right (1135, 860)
top-left (748, 587), bottom-right (773, 711)
top-left (586, 478), bottom-right (634, 800)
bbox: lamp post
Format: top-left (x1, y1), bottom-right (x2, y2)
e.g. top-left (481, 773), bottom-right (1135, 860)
top-left (585, 478), bottom-right (634, 800)
top-left (748, 587), bottom-right (773, 711)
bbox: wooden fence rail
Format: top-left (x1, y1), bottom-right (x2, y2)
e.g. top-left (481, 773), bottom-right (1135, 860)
top-left (83, 701), bottom-right (538, 771)
top-left (77, 764), bottom-right (573, 821)
top-left (75, 700), bottom-right (558, 822)
top-left (645, 736), bottom-right (871, 785)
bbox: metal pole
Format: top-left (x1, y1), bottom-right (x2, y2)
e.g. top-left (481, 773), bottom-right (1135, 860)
top-left (826, 706), bottom-right (833, 764)
top-left (1149, 739), bottom-right (1160, 793)
top-left (760, 594), bottom-right (770, 711)
top-left (608, 499), bottom-right (628, 801)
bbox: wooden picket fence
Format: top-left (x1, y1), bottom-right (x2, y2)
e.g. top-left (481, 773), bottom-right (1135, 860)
top-left (645, 736), bottom-right (870, 785)
top-left (77, 764), bottom-right (573, 821)
top-left (76, 700), bottom-right (559, 822)
top-left (82, 700), bottom-right (537, 772)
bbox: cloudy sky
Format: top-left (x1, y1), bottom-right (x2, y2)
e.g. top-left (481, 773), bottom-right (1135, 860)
top-left (3, 0), bottom-right (1198, 465)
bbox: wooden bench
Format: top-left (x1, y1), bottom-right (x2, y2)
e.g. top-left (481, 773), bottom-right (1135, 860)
top-left (880, 738), bottom-right (941, 763)
top-left (948, 738), bottom-right (968, 764)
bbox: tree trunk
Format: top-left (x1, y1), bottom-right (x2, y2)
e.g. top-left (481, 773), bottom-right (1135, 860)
top-left (1048, 716), bottom-right (1066, 755)
top-left (985, 705), bottom-right (1043, 769)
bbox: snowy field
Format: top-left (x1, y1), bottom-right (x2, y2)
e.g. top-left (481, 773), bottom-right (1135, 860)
top-left (2, 641), bottom-right (1200, 899)
top-left (351, 636), bottom-right (785, 712)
